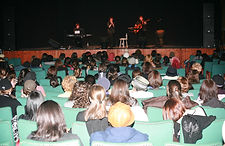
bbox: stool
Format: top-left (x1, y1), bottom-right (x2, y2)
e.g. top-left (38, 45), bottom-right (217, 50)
top-left (119, 33), bottom-right (128, 48)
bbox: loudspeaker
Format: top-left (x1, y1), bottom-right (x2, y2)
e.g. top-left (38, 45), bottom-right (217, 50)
top-left (3, 7), bottom-right (16, 50)
top-left (48, 38), bottom-right (61, 49)
top-left (203, 3), bottom-right (215, 48)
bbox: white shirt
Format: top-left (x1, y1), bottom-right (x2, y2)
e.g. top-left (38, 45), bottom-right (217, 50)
top-left (64, 100), bottom-right (74, 108)
top-left (129, 90), bottom-right (154, 99)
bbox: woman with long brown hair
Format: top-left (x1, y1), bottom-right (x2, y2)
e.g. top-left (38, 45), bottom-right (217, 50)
top-left (27, 100), bottom-right (82, 144)
top-left (198, 79), bottom-right (225, 108)
top-left (107, 79), bottom-right (148, 121)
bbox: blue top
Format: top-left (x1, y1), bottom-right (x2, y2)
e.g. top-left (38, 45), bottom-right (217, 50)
top-left (90, 126), bottom-right (148, 145)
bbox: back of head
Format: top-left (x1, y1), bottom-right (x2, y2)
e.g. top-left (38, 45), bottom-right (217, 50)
top-left (70, 81), bottom-right (91, 108)
top-left (85, 75), bottom-right (96, 85)
top-left (187, 69), bottom-right (200, 84)
top-left (85, 84), bottom-right (107, 121)
top-left (54, 59), bottom-right (63, 68)
top-left (50, 76), bottom-right (62, 88)
top-left (163, 97), bottom-right (186, 122)
top-left (108, 102), bottom-right (134, 127)
top-left (177, 76), bottom-right (189, 93)
top-left (132, 68), bottom-right (141, 78)
top-left (167, 80), bottom-right (182, 99)
top-left (26, 91), bottom-right (44, 121)
top-left (18, 68), bottom-right (30, 86)
top-left (199, 79), bottom-right (218, 103)
top-left (34, 100), bottom-right (66, 142)
top-left (46, 66), bottom-right (57, 79)
top-left (142, 61), bottom-right (153, 75)
top-left (109, 79), bottom-right (130, 105)
top-left (23, 80), bottom-right (37, 96)
top-left (62, 75), bottom-right (77, 92)
top-left (31, 58), bottom-right (41, 68)
top-left (148, 70), bottom-right (162, 89)
top-left (191, 63), bottom-right (202, 74)
top-left (212, 74), bottom-right (224, 88)
top-left (59, 53), bottom-right (65, 60)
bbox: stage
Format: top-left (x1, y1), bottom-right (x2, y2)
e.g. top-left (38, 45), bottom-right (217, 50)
top-left (3, 45), bottom-right (215, 67)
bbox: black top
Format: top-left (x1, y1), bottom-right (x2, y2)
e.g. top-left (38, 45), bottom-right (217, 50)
top-left (0, 94), bottom-right (21, 117)
top-left (76, 110), bottom-right (109, 136)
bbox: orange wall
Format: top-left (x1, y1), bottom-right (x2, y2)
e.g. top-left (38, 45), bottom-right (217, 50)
top-left (4, 48), bottom-right (215, 67)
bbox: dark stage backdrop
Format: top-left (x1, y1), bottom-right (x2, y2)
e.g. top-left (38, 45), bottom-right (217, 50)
top-left (2, 0), bottom-right (205, 49)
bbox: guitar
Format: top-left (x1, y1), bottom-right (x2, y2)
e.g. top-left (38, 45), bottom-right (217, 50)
top-left (133, 19), bottom-right (150, 33)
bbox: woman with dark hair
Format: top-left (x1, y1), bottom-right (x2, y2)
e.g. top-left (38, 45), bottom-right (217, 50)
top-left (197, 79), bottom-right (225, 108)
top-left (64, 81), bottom-right (91, 108)
top-left (27, 100), bottom-right (82, 144)
top-left (106, 64), bottom-right (119, 85)
top-left (64, 57), bottom-right (72, 68)
top-left (18, 68), bottom-right (30, 86)
top-left (107, 79), bottom-right (148, 121)
top-left (19, 91), bottom-right (44, 121)
top-left (54, 59), bottom-right (68, 75)
top-left (141, 61), bottom-right (153, 79)
top-left (163, 56), bottom-right (170, 66)
top-left (148, 70), bottom-right (162, 89)
top-left (45, 66), bottom-right (57, 79)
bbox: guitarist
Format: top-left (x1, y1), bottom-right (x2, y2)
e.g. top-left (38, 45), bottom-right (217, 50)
top-left (135, 16), bottom-right (149, 48)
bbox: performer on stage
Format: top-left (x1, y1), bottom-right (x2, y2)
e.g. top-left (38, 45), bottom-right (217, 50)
top-left (107, 17), bottom-right (115, 48)
top-left (73, 23), bottom-right (85, 48)
top-left (134, 16), bottom-right (150, 48)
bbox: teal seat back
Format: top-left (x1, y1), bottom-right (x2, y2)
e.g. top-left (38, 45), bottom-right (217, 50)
top-left (188, 90), bottom-right (199, 100)
top-left (16, 97), bottom-right (27, 106)
top-left (87, 70), bottom-right (98, 76)
top-left (177, 68), bottom-right (185, 77)
top-left (35, 70), bottom-right (46, 82)
top-left (20, 138), bottom-right (81, 146)
top-left (191, 84), bottom-right (201, 90)
top-left (0, 107), bottom-right (12, 121)
top-left (211, 64), bottom-right (225, 77)
top-left (57, 70), bottom-right (66, 80)
top-left (180, 118), bottom-right (224, 144)
top-left (92, 141), bottom-right (153, 146)
top-left (62, 107), bottom-right (85, 129)
top-left (147, 107), bottom-right (163, 122)
top-left (45, 97), bottom-right (67, 107)
top-left (0, 120), bottom-right (14, 146)
top-left (163, 79), bottom-right (170, 86)
top-left (133, 120), bottom-right (173, 146)
top-left (203, 62), bottom-right (213, 78)
top-left (201, 106), bottom-right (225, 119)
top-left (165, 142), bottom-right (222, 146)
top-left (8, 58), bottom-right (21, 67)
top-left (119, 66), bottom-right (126, 74)
top-left (72, 121), bottom-right (89, 146)
top-left (39, 79), bottom-right (50, 86)
top-left (149, 89), bottom-right (167, 97)
top-left (42, 85), bottom-right (63, 93)
top-left (17, 106), bottom-right (25, 117)
top-left (18, 119), bottom-right (37, 140)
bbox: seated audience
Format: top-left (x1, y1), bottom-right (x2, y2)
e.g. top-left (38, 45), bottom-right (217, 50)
top-left (64, 81), bottom-right (91, 108)
top-left (19, 91), bottom-right (44, 121)
top-left (163, 97), bottom-right (213, 143)
top-left (58, 75), bottom-right (77, 98)
top-left (17, 68), bottom-right (31, 86)
top-left (192, 50), bottom-right (203, 61)
top-left (55, 59), bottom-right (68, 75)
top-left (141, 61), bottom-right (153, 79)
top-left (177, 76), bottom-right (193, 97)
top-left (90, 102), bottom-right (148, 144)
top-left (85, 75), bottom-right (96, 85)
top-left (132, 68), bottom-right (141, 79)
top-left (76, 84), bottom-right (108, 136)
top-left (27, 100), bottom-right (83, 144)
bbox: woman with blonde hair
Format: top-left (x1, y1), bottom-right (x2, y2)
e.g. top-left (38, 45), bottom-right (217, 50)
top-left (76, 84), bottom-right (108, 136)
top-left (58, 75), bottom-right (77, 98)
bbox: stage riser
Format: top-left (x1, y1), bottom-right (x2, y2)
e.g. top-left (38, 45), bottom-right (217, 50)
top-left (4, 48), bottom-right (215, 67)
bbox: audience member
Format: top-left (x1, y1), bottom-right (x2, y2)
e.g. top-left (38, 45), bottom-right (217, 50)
top-left (58, 75), bottom-right (77, 98)
top-left (64, 81), bottom-right (91, 108)
top-left (19, 91), bottom-right (44, 121)
top-left (27, 100), bottom-right (83, 144)
top-left (90, 102), bottom-right (148, 144)
top-left (76, 84), bottom-right (108, 136)
top-left (148, 70), bottom-right (163, 89)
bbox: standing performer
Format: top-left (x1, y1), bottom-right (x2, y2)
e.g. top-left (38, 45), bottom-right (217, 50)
top-left (73, 23), bottom-right (85, 48)
top-left (107, 17), bottom-right (115, 48)
top-left (134, 16), bottom-right (150, 48)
